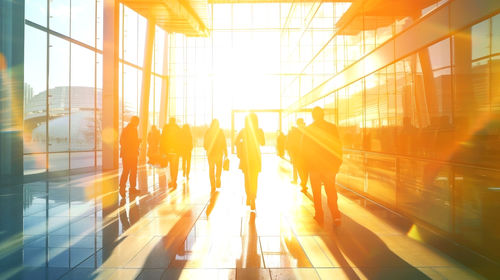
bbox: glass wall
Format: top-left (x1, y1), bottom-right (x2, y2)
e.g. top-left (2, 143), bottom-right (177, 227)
top-left (295, 8), bottom-right (500, 263)
top-left (24, 1), bottom-right (102, 175)
top-left (166, 4), bottom-right (283, 151)
top-left (24, 2), bottom-right (166, 175)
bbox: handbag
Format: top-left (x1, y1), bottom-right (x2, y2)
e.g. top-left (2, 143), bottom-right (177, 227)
top-left (223, 157), bottom-right (230, 171)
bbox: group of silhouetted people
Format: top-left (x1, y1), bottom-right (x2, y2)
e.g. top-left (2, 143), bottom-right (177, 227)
top-left (119, 117), bottom-right (193, 197)
top-left (277, 107), bottom-right (343, 225)
top-left (119, 106), bottom-right (343, 226)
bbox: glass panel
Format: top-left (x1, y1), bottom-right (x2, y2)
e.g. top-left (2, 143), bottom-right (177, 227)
top-left (492, 55), bottom-right (500, 113)
top-left (24, 154), bottom-right (47, 175)
top-left (137, 15), bottom-right (147, 68)
top-left (49, 0), bottom-right (70, 36)
top-left (454, 167), bottom-right (500, 259)
top-left (48, 35), bottom-right (70, 153)
top-left (233, 4), bottom-right (253, 29)
top-left (71, 44), bottom-right (96, 151)
top-left (96, 151), bottom-right (102, 167)
top-left (153, 27), bottom-right (165, 75)
top-left (493, 14), bottom-right (500, 54)
top-left (366, 154), bottom-right (396, 206)
top-left (24, 26), bottom-right (47, 154)
top-left (347, 80), bottom-right (363, 149)
top-left (123, 6), bottom-right (138, 65)
top-left (97, 0), bottom-right (104, 50)
top-left (123, 65), bottom-right (139, 120)
top-left (452, 53), bottom-right (491, 166)
top-left (71, 0), bottom-right (96, 47)
top-left (398, 159), bottom-right (451, 232)
top-left (49, 153), bottom-right (69, 171)
top-left (471, 19), bottom-right (490, 60)
top-left (337, 151), bottom-right (365, 194)
top-left (212, 4), bottom-right (231, 29)
top-left (26, 0), bottom-right (47, 27)
top-left (70, 151), bottom-right (95, 169)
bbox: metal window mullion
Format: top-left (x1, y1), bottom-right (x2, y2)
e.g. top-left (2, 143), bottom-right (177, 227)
top-left (121, 4), bottom-right (125, 131)
top-left (94, 0), bottom-right (98, 168)
top-left (45, 0), bottom-right (51, 268)
top-left (69, 0), bottom-right (72, 171)
top-left (46, 0), bottom-right (50, 174)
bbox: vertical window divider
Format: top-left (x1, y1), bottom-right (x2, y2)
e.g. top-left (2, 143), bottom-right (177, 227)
top-left (95, 0), bottom-right (98, 167)
top-left (69, 0), bottom-right (72, 171)
top-left (46, 0), bottom-right (50, 174)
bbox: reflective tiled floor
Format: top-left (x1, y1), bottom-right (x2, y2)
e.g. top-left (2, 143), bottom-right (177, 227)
top-left (0, 155), bottom-right (483, 279)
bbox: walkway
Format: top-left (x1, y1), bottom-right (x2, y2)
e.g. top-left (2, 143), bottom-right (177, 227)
top-left (0, 155), bottom-right (483, 279)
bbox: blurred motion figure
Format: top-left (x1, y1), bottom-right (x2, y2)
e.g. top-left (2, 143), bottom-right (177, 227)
top-left (236, 113), bottom-right (265, 210)
top-left (276, 131), bottom-right (286, 158)
top-left (204, 119), bottom-right (227, 194)
top-left (147, 125), bottom-right (160, 165)
top-left (180, 124), bottom-right (194, 179)
top-left (161, 117), bottom-right (182, 188)
top-left (119, 116), bottom-right (140, 197)
top-left (287, 118), bottom-right (308, 192)
top-left (301, 107), bottom-right (343, 226)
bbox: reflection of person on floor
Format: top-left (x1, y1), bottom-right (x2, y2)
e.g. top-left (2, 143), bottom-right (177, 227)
top-left (301, 107), bottom-right (343, 226)
top-left (237, 212), bottom-right (260, 269)
top-left (204, 119), bottom-right (227, 194)
top-left (287, 118), bottom-right (308, 192)
top-left (180, 124), bottom-right (193, 179)
top-left (160, 117), bottom-right (182, 188)
top-left (119, 116), bottom-right (140, 197)
top-left (147, 125), bottom-right (161, 165)
top-left (276, 131), bottom-right (286, 158)
top-left (236, 113), bottom-right (265, 211)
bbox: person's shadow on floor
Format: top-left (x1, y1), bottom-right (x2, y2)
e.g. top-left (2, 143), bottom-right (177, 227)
top-left (320, 215), bottom-right (431, 280)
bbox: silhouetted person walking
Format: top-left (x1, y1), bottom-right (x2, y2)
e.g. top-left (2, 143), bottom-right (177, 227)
top-left (180, 124), bottom-right (193, 179)
top-left (287, 118), bottom-right (308, 191)
top-left (204, 119), bottom-right (227, 194)
top-left (147, 125), bottom-right (160, 165)
top-left (301, 107), bottom-right (343, 226)
top-left (160, 117), bottom-right (182, 188)
top-left (119, 116), bottom-right (140, 197)
top-left (276, 131), bottom-right (286, 158)
top-left (236, 113), bottom-right (265, 211)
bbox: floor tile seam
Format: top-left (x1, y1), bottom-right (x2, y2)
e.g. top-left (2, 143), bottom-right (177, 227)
top-left (282, 205), bottom-right (322, 276)
top-left (120, 235), bottom-right (160, 269)
top-left (307, 234), bottom-right (339, 269)
top-left (95, 235), bottom-right (157, 270)
top-left (42, 223), bottom-right (90, 237)
top-left (55, 247), bottom-right (104, 280)
top-left (160, 197), bottom-right (211, 270)
top-left (256, 229), bottom-right (268, 271)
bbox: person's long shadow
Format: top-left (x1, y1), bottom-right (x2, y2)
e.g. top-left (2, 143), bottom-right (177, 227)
top-left (136, 208), bottom-right (198, 279)
top-left (205, 191), bottom-right (219, 217)
top-left (321, 215), bottom-right (431, 280)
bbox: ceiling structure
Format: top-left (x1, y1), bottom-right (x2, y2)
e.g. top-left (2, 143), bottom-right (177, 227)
top-left (336, 0), bottom-right (438, 35)
top-left (122, 0), bottom-right (211, 37)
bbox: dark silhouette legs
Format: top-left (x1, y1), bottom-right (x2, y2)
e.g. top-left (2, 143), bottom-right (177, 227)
top-left (244, 170), bottom-right (259, 210)
top-left (181, 151), bottom-right (192, 178)
top-left (310, 171), bottom-right (340, 224)
top-left (168, 154), bottom-right (179, 188)
top-left (208, 157), bottom-right (222, 193)
top-left (119, 157), bottom-right (138, 196)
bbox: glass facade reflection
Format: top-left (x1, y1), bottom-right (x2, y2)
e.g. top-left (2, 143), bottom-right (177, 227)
top-left (284, 1), bottom-right (500, 263)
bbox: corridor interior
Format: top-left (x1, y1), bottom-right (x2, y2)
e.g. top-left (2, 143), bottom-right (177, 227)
top-left (0, 155), bottom-right (483, 280)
